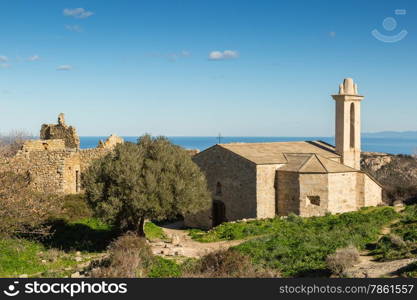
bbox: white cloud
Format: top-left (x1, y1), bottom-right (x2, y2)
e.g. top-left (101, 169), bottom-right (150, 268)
top-left (27, 55), bottom-right (40, 61)
top-left (63, 8), bottom-right (94, 19)
top-left (329, 31), bottom-right (336, 38)
top-left (180, 50), bottom-right (191, 57)
top-left (0, 55), bottom-right (8, 62)
top-left (0, 63), bottom-right (11, 68)
top-left (208, 50), bottom-right (239, 60)
top-left (65, 25), bottom-right (83, 32)
top-left (56, 65), bottom-right (72, 71)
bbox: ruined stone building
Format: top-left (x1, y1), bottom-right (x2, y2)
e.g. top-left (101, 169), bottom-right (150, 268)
top-left (185, 78), bottom-right (383, 229)
top-left (0, 114), bottom-right (124, 194)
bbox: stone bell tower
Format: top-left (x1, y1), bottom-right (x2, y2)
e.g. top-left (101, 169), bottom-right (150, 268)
top-left (332, 78), bottom-right (364, 170)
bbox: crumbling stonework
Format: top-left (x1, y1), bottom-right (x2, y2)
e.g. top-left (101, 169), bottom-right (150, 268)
top-left (40, 113), bottom-right (80, 149)
top-left (0, 114), bottom-right (123, 194)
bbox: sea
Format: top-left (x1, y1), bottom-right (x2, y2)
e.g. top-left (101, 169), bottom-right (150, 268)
top-left (80, 136), bottom-right (417, 155)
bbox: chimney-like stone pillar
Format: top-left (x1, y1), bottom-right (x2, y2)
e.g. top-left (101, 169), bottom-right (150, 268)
top-left (331, 78), bottom-right (364, 170)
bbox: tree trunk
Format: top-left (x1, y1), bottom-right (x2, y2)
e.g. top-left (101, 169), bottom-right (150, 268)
top-left (136, 217), bottom-right (145, 237)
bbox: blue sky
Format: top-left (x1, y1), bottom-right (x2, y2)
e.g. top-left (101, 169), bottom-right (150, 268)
top-left (0, 0), bottom-right (416, 136)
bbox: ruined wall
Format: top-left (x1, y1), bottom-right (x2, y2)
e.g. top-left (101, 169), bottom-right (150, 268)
top-left (79, 135), bottom-right (124, 172)
top-left (298, 173), bottom-right (329, 217)
top-left (79, 148), bottom-right (111, 172)
top-left (62, 152), bottom-right (81, 194)
top-left (21, 139), bottom-right (66, 152)
top-left (184, 145), bottom-right (257, 228)
top-left (0, 150), bottom-right (79, 194)
top-left (0, 131), bottom-right (124, 195)
top-left (256, 164), bottom-right (283, 218)
top-left (40, 113), bottom-right (80, 149)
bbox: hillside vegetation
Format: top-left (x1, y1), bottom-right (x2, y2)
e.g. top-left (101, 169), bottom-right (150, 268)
top-left (361, 153), bottom-right (417, 204)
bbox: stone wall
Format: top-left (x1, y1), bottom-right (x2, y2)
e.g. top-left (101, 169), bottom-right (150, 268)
top-left (0, 130), bottom-right (124, 195)
top-left (40, 113), bottom-right (80, 149)
top-left (0, 149), bottom-right (79, 194)
top-left (363, 173), bottom-right (383, 207)
top-left (327, 172), bottom-right (358, 214)
top-left (276, 171), bottom-right (300, 216)
top-left (184, 145), bottom-right (257, 228)
top-left (21, 139), bottom-right (66, 152)
top-left (298, 173), bottom-right (329, 217)
top-left (256, 164), bottom-right (283, 218)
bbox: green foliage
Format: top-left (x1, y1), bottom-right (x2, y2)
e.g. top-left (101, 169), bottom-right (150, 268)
top-left (144, 222), bottom-right (168, 241)
top-left (42, 218), bottom-right (117, 252)
top-left (83, 135), bottom-right (211, 235)
top-left (227, 207), bottom-right (398, 277)
top-left (400, 262), bottom-right (417, 277)
top-left (59, 194), bottom-right (93, 221)
top-left (372, 205), bottom-right (417, 261)
top-left (148, 257), bottom-right (182, 278)
top-left (0, 239), bottom-right (80, 277)
top-left (190, 218), bottom-right (286, 242)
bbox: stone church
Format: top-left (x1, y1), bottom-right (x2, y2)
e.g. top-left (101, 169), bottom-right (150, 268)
top-left (185, 78), bottom-right (383, 229)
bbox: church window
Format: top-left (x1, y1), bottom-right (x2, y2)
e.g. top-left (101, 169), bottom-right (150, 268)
top-left (307, 195), bottom-right (320, 206)
top-left (215, 182), bottom-right (222, 196)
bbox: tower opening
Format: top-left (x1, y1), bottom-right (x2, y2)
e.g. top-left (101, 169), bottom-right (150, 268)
top-left (350, 102), bottom-right (355, 148)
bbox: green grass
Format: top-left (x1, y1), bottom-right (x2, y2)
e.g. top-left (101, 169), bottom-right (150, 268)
top-left (148, 256), bottom-right (182, 278)
top-left (42, 217), bottom-right (117, 252)
top-left (400, 261), bottom-right (417, 277)
top-left (229, 207), bottom-right (398, 277)
top-left (189, 218), bottom-right (286, 242)
top-left (371, 205), bottom-right (417, 261)
top-left (144, 222), bottom-right (168, 241)
top-left (0, 216), bottom-right (116, 277)
top-left (0, 239), bottom-right (83, 278)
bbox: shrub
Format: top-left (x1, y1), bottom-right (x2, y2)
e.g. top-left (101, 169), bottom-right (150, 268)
top-left (362, 155), bottom-right (417, 205)
top-left (372, 234), bottom-right (412, 261)
top-left (0, 172), bottom-right (62, 238)
top-left (326, 245), bottom-right (360, 276)
top-left (182, 250), bottom-right (279, 278)
top-left (148, 257), bottom-right (182, 278)
top-left (83, 135), bottom-right (211, 236)
top-left (92, 232), bottom-right (153, 278)
top-left (0, 130), bottom-right (33, 157)
top-left (59, 194), bottom-right (93, 221)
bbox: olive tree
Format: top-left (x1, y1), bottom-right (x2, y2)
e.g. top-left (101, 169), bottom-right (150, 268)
top-left (83, 135), bottom-right (211, 236)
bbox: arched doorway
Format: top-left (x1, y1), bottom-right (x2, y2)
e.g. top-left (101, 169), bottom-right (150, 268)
top-left (212, 200), bottom-right (226, 227)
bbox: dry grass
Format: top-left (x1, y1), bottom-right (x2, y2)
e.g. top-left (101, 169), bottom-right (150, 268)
top-left (0, 171), bottom-right (63, 238)
top-left (0, 130), bottom-right (32, 157)
top-left (326, 245), bottom-right (360, 276)
top-left (91, 232), bottom-right (153, 278)
top-left (182, 250), bottom-right (279, 278)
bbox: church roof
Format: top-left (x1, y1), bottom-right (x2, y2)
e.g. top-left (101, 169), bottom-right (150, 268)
top-left (280, 153), bottom-right (357, 173)
top-left (217, 140), bottom-right (339, 165)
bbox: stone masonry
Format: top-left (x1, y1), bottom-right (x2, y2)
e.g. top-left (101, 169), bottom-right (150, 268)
top-left (185, 78), bottom-right (383, 229)
top-left (0, 114), bottom-right (123, 194)
top-left (40, 113), bottom-right (80, 149)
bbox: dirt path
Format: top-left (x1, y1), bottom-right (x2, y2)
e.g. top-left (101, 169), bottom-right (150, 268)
top-left (345, 205), bottom-right (416, 278)
top-left (149, 222), bottom-right (244, 259)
